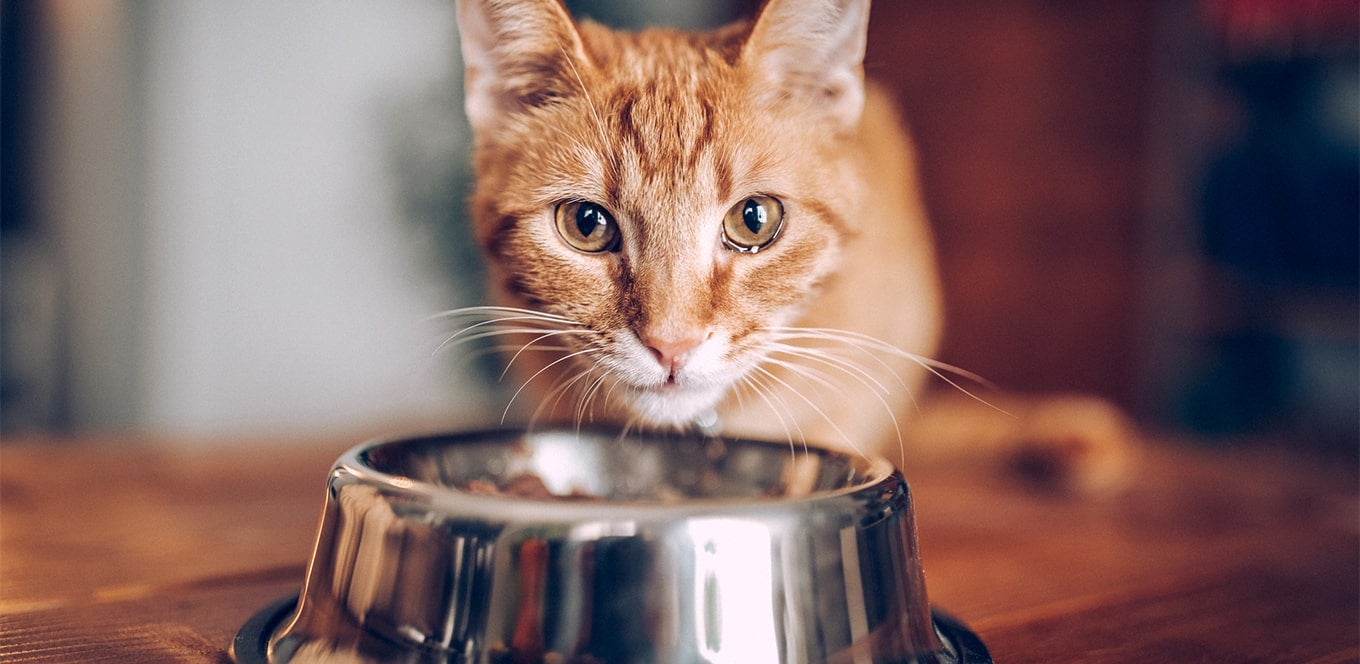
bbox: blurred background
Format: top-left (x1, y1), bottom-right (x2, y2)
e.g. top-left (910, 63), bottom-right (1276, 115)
top-left (2, 0), bottom-right (1356, 456)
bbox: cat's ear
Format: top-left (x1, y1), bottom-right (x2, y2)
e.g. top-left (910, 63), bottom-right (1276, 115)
top-left (456, 0), bottom-right (591, 134)
top-left (741, 0), bottom-right (871, 131)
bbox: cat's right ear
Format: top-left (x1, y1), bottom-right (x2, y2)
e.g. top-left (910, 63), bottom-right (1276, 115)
top-left (456, 0), bottom-right (591, 134)
top-left (741, 0), bottom-right (871, 132)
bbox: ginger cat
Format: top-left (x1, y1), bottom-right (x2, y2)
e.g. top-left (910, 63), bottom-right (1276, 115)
top-left (447, 0), bottom-right (1131, 491)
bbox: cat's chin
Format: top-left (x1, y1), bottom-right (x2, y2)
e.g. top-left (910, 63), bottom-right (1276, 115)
top-left (620, 382), bottom-right (728, 430)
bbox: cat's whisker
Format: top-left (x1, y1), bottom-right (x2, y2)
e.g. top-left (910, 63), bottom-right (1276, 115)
top-left (764, 325), bottom-right (1007, 416)
top-left (428, 306), bottom-right (583, 333)
top-left (614, 413), bottom-right (645, 446)
top-left (762, 354), bottom-right (908, 464)
top-left (899, 354), bottom-right (1010, 416)
top-left (431, 327), bottom-right (591, 384)
top-left (453, 343), bottom-right (576, 368)
top-left (763, 342), bottom-right (895, 397)
top-left (578, 371), bottom-right (613, 428)
top-left (772, 326), bottom-right (996, 389)
top-left (763, 339), bottom-right (909, 404)
top-left (426, 308), bottom-right (613, 420)
top-left (445, 316), bottom-right (577, 335)
top-left (430, 305), bottom-right (586, 357)
top-left (798, 346), bottom-right (899, 394)
top-left (762, 334), bottom-right (919, 419)
top-left (500, 329), bottom-right (598, 380)
top-left (569, 366), bottom-right (606, 430)
top-left (759, 357), bottom-right (839, 405)
top-left (735, 372), bottom-right (802, 462)
top-left (765, 328), bottom-right (910, 388)
top-left (502, 348), bottom-right (599, 425)
top-left (527, 367), bottom-right (582, 428)
top-left (434, 325), bottom-right (591, 356)
top-left (426, 305), bottom-right (579, 326)
top-left (484, 343), bottom-right (576, 353)
top-left (529, 360), bottom-right (601, 431)
top-left (751, 365), bottom-right (868, 461)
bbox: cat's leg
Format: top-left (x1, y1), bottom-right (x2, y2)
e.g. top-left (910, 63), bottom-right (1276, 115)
top-left (900, 392), bottom-right (1138, 494)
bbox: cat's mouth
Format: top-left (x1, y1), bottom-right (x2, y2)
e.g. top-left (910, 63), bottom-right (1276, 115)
top-left (617, 377), bottom-right (730, 429)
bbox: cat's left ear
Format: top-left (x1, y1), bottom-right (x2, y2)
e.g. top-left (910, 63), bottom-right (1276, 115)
top-left (741, 0), bottom-right (871, 131)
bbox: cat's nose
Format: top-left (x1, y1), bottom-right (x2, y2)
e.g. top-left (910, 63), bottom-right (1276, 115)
top-left (642, 332), bottom-right (706, 374)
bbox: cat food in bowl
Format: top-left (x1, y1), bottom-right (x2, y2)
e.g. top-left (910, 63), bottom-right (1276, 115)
top-left (231, 428), bottom-right (991, 663)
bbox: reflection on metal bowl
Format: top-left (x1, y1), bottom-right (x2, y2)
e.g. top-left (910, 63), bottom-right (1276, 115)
top-left (232, 428), bottom-right (991, 664)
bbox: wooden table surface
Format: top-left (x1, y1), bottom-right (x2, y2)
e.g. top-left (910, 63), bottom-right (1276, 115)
top-left (2, 431), bottom-right (1356, 663)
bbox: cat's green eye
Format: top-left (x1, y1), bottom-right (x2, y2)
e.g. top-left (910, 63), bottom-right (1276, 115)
top-left (722, 195), bottom-right (784, 253)
top-left (555, 201), bottom-right (621, 253)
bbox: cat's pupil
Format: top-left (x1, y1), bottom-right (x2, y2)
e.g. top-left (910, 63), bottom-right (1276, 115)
top-left (576, 204), bottom-right (605, 238)
top-left (743, 199), bottom-right (766, 234)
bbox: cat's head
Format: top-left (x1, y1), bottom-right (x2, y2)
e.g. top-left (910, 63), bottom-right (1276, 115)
top-left (457, 0), bottom-right (871, 428)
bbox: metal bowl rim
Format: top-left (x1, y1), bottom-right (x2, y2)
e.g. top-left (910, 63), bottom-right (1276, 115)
top-left (328, 427), bottom-right (903, 524)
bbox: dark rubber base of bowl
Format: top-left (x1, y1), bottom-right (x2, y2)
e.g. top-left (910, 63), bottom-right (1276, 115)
top-left (232, 594), bottom-right (992, 664)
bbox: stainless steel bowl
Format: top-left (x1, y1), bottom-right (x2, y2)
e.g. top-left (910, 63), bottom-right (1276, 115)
top-left (232, 428), bottom-right (990, 663)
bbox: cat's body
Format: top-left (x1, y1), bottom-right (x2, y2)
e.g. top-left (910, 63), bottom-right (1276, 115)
top-left (453, 0), bottom-right (1131, 487)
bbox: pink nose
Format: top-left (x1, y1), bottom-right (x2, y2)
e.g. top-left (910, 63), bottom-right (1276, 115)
top-left (641, 332), bottom-right (706, 373)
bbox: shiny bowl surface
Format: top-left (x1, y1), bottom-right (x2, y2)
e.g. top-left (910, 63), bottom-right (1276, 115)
top-left (247, 428), bottom-right (987, 663)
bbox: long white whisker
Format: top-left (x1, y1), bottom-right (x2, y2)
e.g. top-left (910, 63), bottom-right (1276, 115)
top-left (602, 370), bottom-right (629, 411)
top-left (751, 366), bottom-right (867, 460)
top-left (528, 369), bottom-right (578, 428)
top-left (736, 372), bottom-right (802, 462)
top-left (434, 325), bottom-right (591, 357)
top-left (426, 305), bottom-right (578, 325)
top-left (765, 329), bottom-right (908, 387)
top-left (762, 355), bottom-right (907, 464)
top-left (765, 326), bottom-right (1006, 415)
top-left (568, 365), bottom-right (602, 429)
top-left (453, 343), bottom-right (576, 367)
top-left (764, 343), bottom-right (895, 396)
top-left (439, 315), bottom-right (572, 338)
top-left (762, 357), bottom-right (856, 399)
top-left (905, 356), bottom-right (1011, 415)
top-left (772, 326), bottom-right (996, 388)
top-left (764, 334), bottom-right (923, 416)
top-left (577, 371), bottom-right (612, 428)
top-left (528, 361), bottom-right (599, 430)
top-left (759, 357), bottom-right (843, 406)
top-left (616, 414), bottom-right (644, 446)
top-left (500, 330), bottom-right (595, 380)
top-left (503, 348), bottom-right (597, 424)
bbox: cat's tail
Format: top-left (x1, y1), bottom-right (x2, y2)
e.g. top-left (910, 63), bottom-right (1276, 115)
top-left (900, 391), bottom-right (1138, 494)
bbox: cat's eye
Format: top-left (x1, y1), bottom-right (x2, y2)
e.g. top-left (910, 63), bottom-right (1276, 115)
top-left (722, 195), bottom-right (784, 253)
top-left (555, 201), bottom-right (621, 253)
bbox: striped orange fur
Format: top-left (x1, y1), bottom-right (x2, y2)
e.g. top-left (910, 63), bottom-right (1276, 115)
top-left (455, 0), bottom-right (941, 458)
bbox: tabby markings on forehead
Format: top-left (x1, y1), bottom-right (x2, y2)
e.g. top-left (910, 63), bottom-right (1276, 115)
top-left (610, 90), bottom-right (724, 195)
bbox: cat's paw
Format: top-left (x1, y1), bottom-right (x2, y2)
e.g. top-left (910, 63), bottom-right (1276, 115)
top-left (1002, 394), bottom-right (1137, 494)
top-left (905, 392), bottom-right (1139, 495)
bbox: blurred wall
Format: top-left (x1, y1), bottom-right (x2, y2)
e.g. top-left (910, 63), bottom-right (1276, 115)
top-left (4, 0), bottom-right (493, 437)
top-left (869, 1), bottom-right (1156, 407)
top-left (867, 0), bottom-right (1356, 451)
